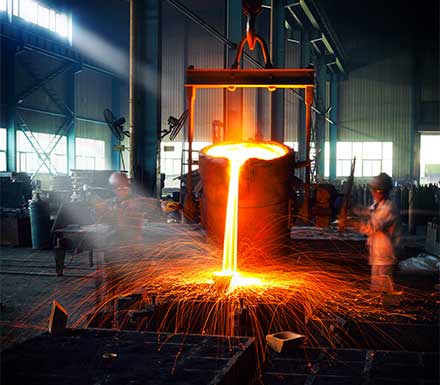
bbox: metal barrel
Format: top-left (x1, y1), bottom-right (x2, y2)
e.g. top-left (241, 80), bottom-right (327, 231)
top-left (199, 143), bottom-right (294, 257)
top-left (29, 197), bottom-right (51, 249)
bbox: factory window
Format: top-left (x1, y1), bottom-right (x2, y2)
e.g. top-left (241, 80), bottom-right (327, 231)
top-left (336, 142), bottom-right (392, 177)
top-left (75, 138), bottom-right (106, 170)
top-left (420, 134), bottom-right (440, 184)
top-left (160, 141), bottom-right (210, 189)
top-left (16, 131), bottom-right (67, 174)
top-left (161, 142), bottom-right (182, 189)
top-left (283, 142), bottom-right (299, 151)
top-left (0, 128), bottom-right (6, 171)
top-left (283, 142), bottom-right (330, 177)
top-left (0, 0), bottom-right (72, 43)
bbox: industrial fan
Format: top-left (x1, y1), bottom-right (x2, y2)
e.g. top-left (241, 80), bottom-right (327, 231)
top-left (161, 110), bottom-right (188, 140)
top-left (103, 108), bottom-right (130, 170)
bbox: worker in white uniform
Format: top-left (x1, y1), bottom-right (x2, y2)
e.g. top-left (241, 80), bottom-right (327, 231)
top-left (360, 173), bottom-right (401, 293)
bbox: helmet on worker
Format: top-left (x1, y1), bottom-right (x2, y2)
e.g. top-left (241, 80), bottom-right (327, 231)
top-left (369, 172), bottom-right (393, 201)
top-left (109, 172), bottom-right (130, 199)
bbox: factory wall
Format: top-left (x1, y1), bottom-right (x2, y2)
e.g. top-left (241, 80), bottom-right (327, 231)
top-left (328, 0), bottom-right (439, 181)
top-left (418, 42), bottom-right (439, 132)
top-left (161, 0), bottom-right (225, 144)
top-left (10, 49), bottom-right (118, 174)
top-left (75, 69), bottom-right (113, 167)
top-left (338, 41), bottom-right (438, 181)
top-left (15, 50), bottom-right (67, 135)
top-left (338, 49), bottom-right (413, 179)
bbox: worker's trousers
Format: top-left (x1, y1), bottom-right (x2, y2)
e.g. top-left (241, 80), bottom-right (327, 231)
top-left (370, 264), bottom-right (394, 293)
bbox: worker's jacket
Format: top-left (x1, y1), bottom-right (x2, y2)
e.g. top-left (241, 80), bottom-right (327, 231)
top-left (364, 199), bottom-right (401, 266)
top-left (95, 195), bottom-right (161, 243)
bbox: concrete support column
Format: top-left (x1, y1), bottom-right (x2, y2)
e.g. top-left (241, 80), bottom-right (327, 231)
top-left (129, 0), bottom-right (161, 196)
top-left (1, 38), bottom-right (17, 171)
top-left (111, 77), bottom-right (121, 170)
top-left (329, 74), bottom-right (338, 180)
top-left (224, 0), bottom-right (243, 141)
top-left (270, 0), bottom-right (285, 143)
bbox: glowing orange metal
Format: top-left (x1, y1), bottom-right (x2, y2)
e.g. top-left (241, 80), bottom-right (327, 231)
top-left (205, 142), bottom-right (288, 277)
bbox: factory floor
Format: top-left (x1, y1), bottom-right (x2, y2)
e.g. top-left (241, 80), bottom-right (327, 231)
top-left (1, 225), bottom-right (435, 352)
top-left (1, 224), bottom-right (438, 385)
top-left (0, 247), bottom-right (100, 350)
top-left (0, 223), bottom-right (202, 351)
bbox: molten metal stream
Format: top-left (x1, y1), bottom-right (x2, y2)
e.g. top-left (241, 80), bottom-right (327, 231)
top-left (205, 142), bottom-right (288, 276)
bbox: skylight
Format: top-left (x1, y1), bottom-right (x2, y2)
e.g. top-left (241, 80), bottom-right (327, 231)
top-left (0, 0), bottom-right (72, 43)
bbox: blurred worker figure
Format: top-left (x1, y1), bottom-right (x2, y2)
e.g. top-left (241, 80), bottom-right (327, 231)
top-left (109, 171), bottom-right (131, 204)
top-left (360, 172), bottom-right (401, 293)
top-left (96, 172), bottom-right (160, 244)
top-left (97, 172), bottom-right (161, 326)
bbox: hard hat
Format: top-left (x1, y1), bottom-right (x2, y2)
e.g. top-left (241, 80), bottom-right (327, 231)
top-left (369, 172), bottom-right (393, 192)
top-left (109, 172), bottom-right (129, 188)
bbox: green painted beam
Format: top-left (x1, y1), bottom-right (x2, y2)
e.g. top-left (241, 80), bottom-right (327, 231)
top-left (329, 74), bottom-right (338, 180)
top-left (1, 39), bottom-right (17, 171)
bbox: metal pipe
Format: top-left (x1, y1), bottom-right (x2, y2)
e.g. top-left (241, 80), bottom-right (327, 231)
top-left (111, 77), bottom-right (121, 170)
top-left (183, 86), bottom-right (196, 221)
top-left (305, 87), bottom-right (313, 184)
top-left (129, 0), bottom-right (138, 180)
top-left (187, 87), bottom-right (196, 179)
top-left (75, 116), bottom-right (107, 126)
top-left (16, 106), bottom-right (66, 119)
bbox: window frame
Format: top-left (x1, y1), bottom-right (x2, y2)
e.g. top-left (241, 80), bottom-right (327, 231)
top-left (335, 141), bottom-right (393, 178)
top-left (75, 137), bottom-right (106, 171)
top-left (0, 0), bottom-right (72, 43)
top-left (16, 131), bottom-right (68, 174)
